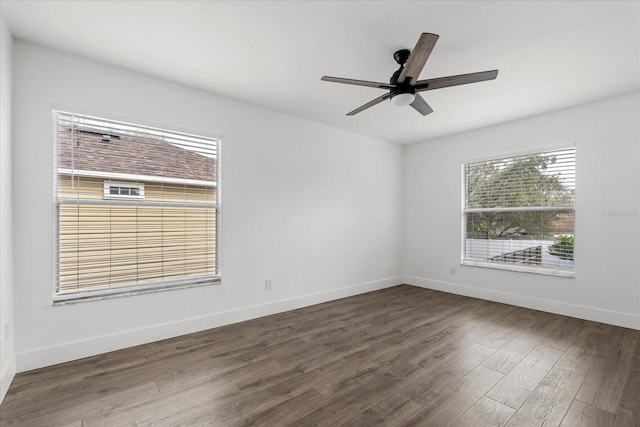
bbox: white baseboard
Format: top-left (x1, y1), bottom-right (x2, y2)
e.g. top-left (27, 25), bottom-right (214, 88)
top-left (0, 353), bottom-right (16, 405)
top-left (16, 276), bottom-right (403, 372)
top-left (404, 276), bottom-right (640, 330)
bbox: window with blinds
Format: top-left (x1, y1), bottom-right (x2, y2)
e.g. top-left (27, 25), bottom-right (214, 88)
top-left (54, 110), bottom-right (220, 302)
top-left (462, 147), bottom-right (575, 276)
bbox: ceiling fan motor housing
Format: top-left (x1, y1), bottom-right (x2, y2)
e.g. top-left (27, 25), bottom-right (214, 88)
top-left (390, 49), bottom-right (414, 94)
top-left (390, 50), bottom-right (416, 101)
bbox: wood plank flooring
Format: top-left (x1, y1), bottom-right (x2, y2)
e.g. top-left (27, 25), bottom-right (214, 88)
top-left (1, 285), bottom-right (639, 426)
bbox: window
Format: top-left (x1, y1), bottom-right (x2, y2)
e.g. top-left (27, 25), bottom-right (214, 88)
top-left (54, 111), bottom-right (220, 302)
top-left (103, 181), bottom-right (145, 200)
top-left (462, 147), bottom-right (575, 277)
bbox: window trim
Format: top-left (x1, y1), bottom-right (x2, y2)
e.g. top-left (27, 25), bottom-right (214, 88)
top-left (52, 109), bottom-right (222, 304)
top-left (460, 146), bottom-right (576, 278)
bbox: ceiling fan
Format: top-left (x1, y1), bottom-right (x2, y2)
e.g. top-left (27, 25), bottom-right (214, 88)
top-left (321, 33), bottom-right (498, 116)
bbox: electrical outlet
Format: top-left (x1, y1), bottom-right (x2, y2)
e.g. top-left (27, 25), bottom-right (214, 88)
top-left (450, 266), bottom-right (457, 275)
top-left (265, 279), bottom-right (273, 291)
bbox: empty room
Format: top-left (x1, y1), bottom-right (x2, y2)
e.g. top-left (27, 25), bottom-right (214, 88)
top-left (0, 1), bottom-right (639, 426)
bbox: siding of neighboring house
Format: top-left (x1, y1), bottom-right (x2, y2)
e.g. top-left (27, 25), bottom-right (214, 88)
top-left (57, 176), bottom-right (216, 292)
top-left (57, 176), bottom-right (216, 203)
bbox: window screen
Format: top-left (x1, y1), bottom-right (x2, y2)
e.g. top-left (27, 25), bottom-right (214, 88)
top-left (54, 111), bottom-right (220, 302)
top-left (462, 147), bottom-right (575, 276)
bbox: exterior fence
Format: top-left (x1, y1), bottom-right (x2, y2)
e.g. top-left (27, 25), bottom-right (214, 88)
top-left (489, 245), bottom-right (542, 265)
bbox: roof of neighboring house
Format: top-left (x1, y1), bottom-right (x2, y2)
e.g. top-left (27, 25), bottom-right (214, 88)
top-left (57, 127), bottom-right (216, 183)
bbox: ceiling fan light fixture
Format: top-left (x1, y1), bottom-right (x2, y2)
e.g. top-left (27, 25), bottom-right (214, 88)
top-left (390, 92), bottom-right (416, 106)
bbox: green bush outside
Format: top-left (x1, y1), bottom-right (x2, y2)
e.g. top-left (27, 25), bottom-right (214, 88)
top-left (548, 235), bottom-right (574, 260)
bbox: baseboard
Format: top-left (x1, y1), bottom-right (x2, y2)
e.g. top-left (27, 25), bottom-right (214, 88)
top-left (16, 276), bottom-right (403, 372)
top-left (404, 276), bottom-right (640, 330)
top-left (0, 353), bottom-right (16, 405)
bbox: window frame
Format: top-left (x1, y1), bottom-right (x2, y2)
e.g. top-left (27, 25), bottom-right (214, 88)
top-left (52, 109), bottom-right (222, 304)
top-left (460, 146), bottom-right (576, 278)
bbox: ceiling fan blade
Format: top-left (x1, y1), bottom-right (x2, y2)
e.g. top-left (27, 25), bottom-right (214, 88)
top-left (398, 33), bottom-right (439, 85)
top-left (415, 70), bottom-right (499, 92)
top-left (346, 93), bottom-right (391, 116)
top-left (410, 94), bottom-right (434, 116)
top-left (321, 76), bottom-right (396, 89)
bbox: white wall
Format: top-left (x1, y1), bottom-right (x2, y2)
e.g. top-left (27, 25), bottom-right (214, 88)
top-left (0, 12), bottom-right (15, 403)
top-left (404, 92), bottom-right (640, 330)
top-left (11, 41), bottom-right (404, 371)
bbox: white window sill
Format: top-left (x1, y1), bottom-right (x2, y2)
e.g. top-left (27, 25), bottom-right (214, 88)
top-left (53, 276), bottom-right (221, 305)
top-left (461, 260), bottom-right (575, 278)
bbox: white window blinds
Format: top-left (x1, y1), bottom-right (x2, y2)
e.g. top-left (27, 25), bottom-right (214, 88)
top-left (54, 111), bottom-right (220, 302)
top-left (462, 147), bottom-right (575, 276)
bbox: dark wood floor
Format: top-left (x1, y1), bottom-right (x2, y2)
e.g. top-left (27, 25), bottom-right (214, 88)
top-left (1, 285), bottom-right (639, 426)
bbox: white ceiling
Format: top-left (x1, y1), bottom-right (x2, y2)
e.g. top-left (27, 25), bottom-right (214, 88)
top-left (2, 1), bottom-right (639, 145)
